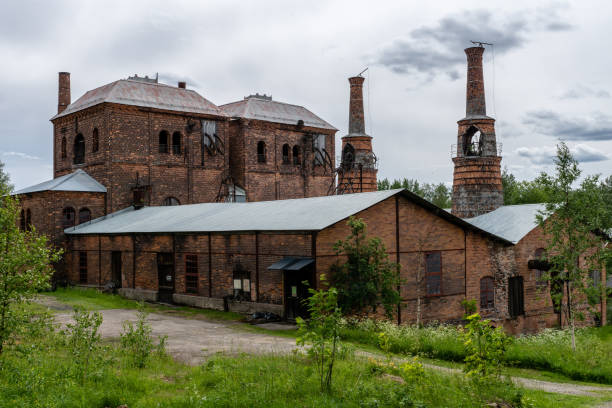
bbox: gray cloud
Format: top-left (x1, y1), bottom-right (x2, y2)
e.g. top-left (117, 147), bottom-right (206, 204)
top-left (375, 6), bottom-right (571, 80)
top-left (559, 85), bottom-right (610, 99)
top-left (522, 110), bottom-right (612, 141)
top-left (516, 143), bottom-right (608, 165)
top-left (2, 152), bottom-right (41, 160)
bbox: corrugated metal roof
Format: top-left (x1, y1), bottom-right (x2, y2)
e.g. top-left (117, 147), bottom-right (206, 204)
top-left (51, 79), bottom-right (225, 119)
top-left (220, 96), bottom-right (336, 130)
top-left (13, 169), bottom-right (107, 195)
top-left (464, 204), bottom-right (547, 244)
top-left (66, 189), bottom-right (399, 235)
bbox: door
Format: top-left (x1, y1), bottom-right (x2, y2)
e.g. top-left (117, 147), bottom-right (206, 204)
top-left (157, 253), bottom-right (175, 303)
top-left (111, 251), bottom-right (122, 288)
top-left (284, 268), bottom-right (313, 320)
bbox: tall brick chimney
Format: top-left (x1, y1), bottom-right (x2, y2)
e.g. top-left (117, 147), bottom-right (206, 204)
top-left (465, 47), bottom-right (486, 118)
top-left (451, 46), bottom-right (503, 218)
top-left (337, 75), bottom-right (378, 194)
top-left (58, 72), bottom-right (71, 114)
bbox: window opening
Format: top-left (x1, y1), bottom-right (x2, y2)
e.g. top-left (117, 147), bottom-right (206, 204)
top-left (257, 141), bottom-right (266, 163)
top-left (313, 134), bottom-right (326, 165)
top-left (159, 130), bottom-right (169, 153)
top-left (19, 209), bottom-right (26, 231)
top-left (463, 126), bottom-right (483, 156)
top-left (480, 276), bottom-right (494, 309)
top-left (79, 251), bottom-right (88, 284)
top-left (162, 197), bottom-right (180, 206)
top-left (534, 248), bottom-right (548, 288)
top-left (25, 209), bottom-right (31, 230)
top-left (233, 264), bottom-right (251, 299)
top-left (425, 252), bottom-right (442, 296)
top-left (73, 133), bottom-right (85, 164)
top-left (172, 131), bottom-right (181, 155)
top-left (62, 207), bottom-right (76, 228)
top-left (292, 145), bottom-right (300, 165)
top-left (185, 254), bottom-right (198, 294)
top-left (78, 208), bottom-right (91, 224)
top-left (61, 137), bottom-right (67, 159)
top-left (282, 144), bottom-right (290, 164)
top-left (508, 276), bottom-right (524, 317)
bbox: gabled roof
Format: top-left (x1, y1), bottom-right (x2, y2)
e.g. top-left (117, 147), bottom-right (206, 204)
top-left (464, 204), bottom-right (546, 244)
top-left (51, 79), bottom-right (225, 120)
top-left (65, 189), bottom-right (511, 244)
top-left (13, 169), bottom-right (107, 195)
top-left (220, 96), bottom-right (336, 131)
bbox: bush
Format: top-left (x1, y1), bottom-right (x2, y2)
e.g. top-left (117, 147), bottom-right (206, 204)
top-left (120, 305), bottom-right (167, 368)
top-left (462, 313), bottom-right (511, 380)
top-left (64, 308), bottom-right (104, 383)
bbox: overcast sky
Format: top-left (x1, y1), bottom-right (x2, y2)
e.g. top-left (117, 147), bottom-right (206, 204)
top-left (1, 0), bottom-right (611, 190)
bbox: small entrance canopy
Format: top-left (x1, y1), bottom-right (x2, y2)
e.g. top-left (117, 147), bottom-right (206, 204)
top-left (268, 257), bottom-right (314, 271)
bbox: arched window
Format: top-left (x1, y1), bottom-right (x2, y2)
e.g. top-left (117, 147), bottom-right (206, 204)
top-left (292, 145), bottom-right (300, 165)
top-left (19, 209), bottom-right (26, 231)
top-left (282, 144), bottom-right (290, 164)
top-left (172, 131), bottom-right (181, 155)
top-left (162, 197), bottom-right (180, 206)
top-left (159, 131), bottom-right (169, 153)
top-left (480, 276), bottom-right (494, 309)
top-left (62, 207), bottom-right (76, 228)
top-left (257, 141), bottom-right (266, 163)
top-left (73, 134), bottom-right (85, 164)
top-left (534, 248), bottom-right (548, 288)
top-left (463, 126), bottom-right (483, 156)
top-left (26, 209), bottom-right (32, 230)
top-left (78, 208), bottom-right (91, 224)
top-left (61, 137), bottom-right (67, 159)
top-left (92, 128), bottom-right (99, 152)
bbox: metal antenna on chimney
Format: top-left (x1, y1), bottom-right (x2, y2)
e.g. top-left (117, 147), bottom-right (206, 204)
top-left (357, 67), bottom-right (368, 77)
top-left (470, 40), bottom-right (493, 47)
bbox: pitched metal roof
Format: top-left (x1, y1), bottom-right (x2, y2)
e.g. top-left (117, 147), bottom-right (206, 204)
top-left (220, 96), bottom-right (337, 130)
top-left (13, 169), bottom-right (107, 195)
top-left (464, 204), bottom-right (547, 244)
top-left (65, 189), bottom-right (511, 245)
top-left (51, 79), bottom-right (225, 119)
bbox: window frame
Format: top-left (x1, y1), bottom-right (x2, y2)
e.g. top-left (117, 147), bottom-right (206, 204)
top-left (282, 143), bottom-right (290, 164)
top-left (185, 254), bottom-right (198, 294)
top-left (232, 267), bottom-right (251, 298)
top-left (172, 131), bottom-right (182, 155)
top-left (73, 133), bottom-right (85, 164)
top-left (533, 248), bottom-right (548, 289)
top-left (480, 276), bottom-right (495, 310)
top-left (162, 197), bottom-right (180, 206)
top-left (425, 251), bottom-right (442, 297)
top-left (62, 207), bottom-right (76, 228)
top-left (78, 208), bottom-right (91, 225)
top-left (159, 130), bottom-right (169, 154)
top-left (292, 145), bottom-right (301, 165)
top-left (257, 141), bottom-right (266, 163)
top-left (79, 251), bottom-right (88, 284)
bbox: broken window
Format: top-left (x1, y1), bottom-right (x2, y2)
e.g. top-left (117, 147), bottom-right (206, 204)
top-left (61, 137), bottom-right (67, 159)
top-left (62, 207), bottom-right (76, 228)
top-left (233, 265), bottom-right (251, 299)
top-left (159, 130), bottom-right (169, 153)
top-left (480, 276), bottom-right (494, 309)
top-left (172, 132), bottom-right (182, 155)
top-left (282, 144), bottom-right (290, 164)
top-left (185, 254), bottom-right (198, 294)
top-left (257, 141), bottom-right (266, 163)
top-left (425, 252), bottom-right (442, 296)
top-left (73, 133), bottom-right (85, 164)
top-left (79, 251), bottom-right (88, 284)
top-left (463, 126), bottom-right (483, 156)
top-left (201, 120), bottom-right (224, 157)
top-left (313, 134), bottom-right (326, 165)
top-left (78, 208), bottom-right (91, 224)
top-left (292, 145), bottom-right (300, 165)
top-left (162, 197), bottom-right (180, 206)
top-left (92, 128), bottom-right (99, 152)
top-left (534, 248), bottom-right (548, 289)
top-left (226, 184), bottom-right (246, 203)
top-left (508, 276), bottom-right (524, 317)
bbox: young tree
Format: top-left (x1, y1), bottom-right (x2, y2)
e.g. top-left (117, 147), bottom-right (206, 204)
top-left (0, 161), bottom-right (61, 353)
top-left (536, 142), bottom-right (608, 349)
top-left (330, 217), bottom-right (400, 318)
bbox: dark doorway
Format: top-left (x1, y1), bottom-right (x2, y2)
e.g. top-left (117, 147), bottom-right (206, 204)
top-left (284, 268), bottom-right (313, 321)
top-left (111, 251), bottom-right (122, 288)
top-left (157, 253), bottom-right (175, 303)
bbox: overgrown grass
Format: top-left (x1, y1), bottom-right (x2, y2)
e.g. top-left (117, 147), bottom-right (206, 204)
top-left (340, 318), bottom-right (612, 384)
top-left (0, 320), bottom-right (605, 408)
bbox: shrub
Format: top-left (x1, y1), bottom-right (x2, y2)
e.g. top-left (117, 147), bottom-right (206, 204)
top-left (64, 308), bottom-right (104, 383)
top-left (462, 313), bottom-right (511, 381)
top-left (120, 305), bottom-right (166, 368)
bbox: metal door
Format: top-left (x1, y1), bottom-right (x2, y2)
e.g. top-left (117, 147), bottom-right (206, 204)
top-left (157, 253), bottom-right (175, 303)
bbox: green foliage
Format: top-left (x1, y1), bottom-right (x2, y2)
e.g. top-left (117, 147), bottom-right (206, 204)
top-left (64, 308), bottom-right (104, 383)
top-left (378, 177), bottom-right (452, 208)
top-left (296, 277), bottom-right (343, 392)
top-left (330, 217), bottom-right (400, 318)
top-left (502, 168), bottom-right (551, 205)
top-left (462, 313), bottom-right (512, 380)
top-left (120, 305), bottom-right (167, 368)
top-left (460, 299), bottom-right (477, 318)
top-left (0, 161), bottom-right (62, 354)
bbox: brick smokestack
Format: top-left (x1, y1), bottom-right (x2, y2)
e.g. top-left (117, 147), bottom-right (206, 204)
top-left (58, 72), bottom-right (71, 114)
top-left (465, 47), bottom-right (486, 117)
top-left (348, 76), bottom-right (366, 135)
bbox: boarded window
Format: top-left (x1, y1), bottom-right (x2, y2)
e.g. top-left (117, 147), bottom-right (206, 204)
top-left (79, 251), bottom-right (88, 284)
top-left (172, 132), bottom-right (181, 155)
top-left (185, 254), bottom-right (198, 294)
top-left (74, 134), bottom-right (85, 164)
top-left (480, 277), bottom-right (494, 309)
top-left (62, 207), bottom-right (76, 228)
top-left (292, 145), bottom-right (300, 165)
top-left (508, 276), bottom-right (524, 317)
top-left (162, 197), bottom-right (180, 206)
top-left (313, 134), bottom-right (326, 165)
top-left (159, 131), bottom-right (169, 153)
top-left (78, 208), bottom-right (91, 224)
top-left (92, 128), bottom-right (99, 152)
top-left (425, 252), bottom-right (442, 296)
top-left (282, 144), bottom-right (290, 164)
top-left (257, 141), bottom-right (266, 163)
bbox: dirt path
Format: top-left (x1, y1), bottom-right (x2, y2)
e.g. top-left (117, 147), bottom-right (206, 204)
top-left (43, 301), bottom-right (612, 401)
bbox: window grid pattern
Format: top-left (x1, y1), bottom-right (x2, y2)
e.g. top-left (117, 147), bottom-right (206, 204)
top-left (425, 252), bottom-right (442, 296)
top-left (185, 254), bottom-right (198, 294)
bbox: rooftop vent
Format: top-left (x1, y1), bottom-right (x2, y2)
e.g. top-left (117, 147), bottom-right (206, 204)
top-left (245, 93), bottom-right (272, 101)
top-left (128, 73), bottom-right (159, 84)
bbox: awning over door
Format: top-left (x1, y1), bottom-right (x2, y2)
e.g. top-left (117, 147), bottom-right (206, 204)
top-left (268, 257), bottom-right (314, 271)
